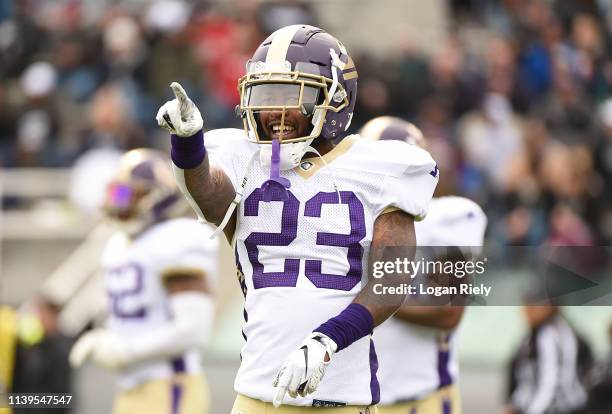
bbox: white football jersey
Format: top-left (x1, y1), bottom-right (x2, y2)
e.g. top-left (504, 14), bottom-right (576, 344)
top-left (374, 196), bottom-right (487, 404)
top-left (102, 218), bottom-right (218, 390)
top-left (205, 128), bottom-right (439, 406)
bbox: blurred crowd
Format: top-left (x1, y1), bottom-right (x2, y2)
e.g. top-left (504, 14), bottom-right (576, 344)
top-left (1, 0), bottom-right (612, 246)
top-left (351, 0), bottom-right (612, 247)
top-left (0, 0), bottom-right (269, 168)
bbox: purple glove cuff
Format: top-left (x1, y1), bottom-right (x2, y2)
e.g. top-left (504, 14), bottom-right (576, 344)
top-left (171, 130), bottom-right (206, 169)
top-left (314, 303), bottom-right (374, 352)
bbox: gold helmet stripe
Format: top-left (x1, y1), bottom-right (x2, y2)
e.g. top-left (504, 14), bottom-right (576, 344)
top-left (343, 70), bottom-right (358, 80)
top-left (265, 25), bottom-right (302, 64)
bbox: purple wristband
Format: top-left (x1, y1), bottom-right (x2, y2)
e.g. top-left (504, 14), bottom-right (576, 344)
top-left (314, 303), bottom-right (374, 352)
top-left (171, 130), bottom-right (206, 169)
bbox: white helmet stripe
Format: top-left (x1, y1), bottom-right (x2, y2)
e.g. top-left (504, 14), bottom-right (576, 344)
top-left (265, 25), bottom-right (302, 64)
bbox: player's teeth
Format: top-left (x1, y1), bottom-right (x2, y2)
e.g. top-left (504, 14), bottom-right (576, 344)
top-left (272, 125), bottom-right (294, 132)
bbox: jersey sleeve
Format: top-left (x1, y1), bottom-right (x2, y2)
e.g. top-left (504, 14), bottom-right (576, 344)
top-left (155, 220), bottom-right (220, 286)
top-left (415, 196), bottom-right (488, 254)
top-left (377, 141), bottom-right (439, 221)
top-left (438, 199), bottom-right (487, 247)
top-left (205, 128), bottom-right (257, 191)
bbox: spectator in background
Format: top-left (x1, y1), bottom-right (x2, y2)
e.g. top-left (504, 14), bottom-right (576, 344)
top-left (11, 62), bottom-right (60, 167)
top-left (593, 99), bottom-right (612, 243)
top-left (0, 0), bottom-right (610, 250)
top-left (11, 299), bottom-right (74, 414)
top-left (506, 300), bottom-right (593, 414)
top-left (141, 0), bottom-right (202, 109)
top-left (458, 92), bottom-right (524, 194)
top-left (190, 1), bottom-right (264, 127)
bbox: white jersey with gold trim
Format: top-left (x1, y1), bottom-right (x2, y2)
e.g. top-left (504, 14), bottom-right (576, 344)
top-left (374, 196), bottom-right (487, 404)
top-left (102, 218), bottom-right (218, 390)
top-left (205, 128), bottom-right (439, 406)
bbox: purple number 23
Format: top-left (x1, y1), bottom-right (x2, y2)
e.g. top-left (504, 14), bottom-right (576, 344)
top-left (244, 190), bottom-right (366, 291)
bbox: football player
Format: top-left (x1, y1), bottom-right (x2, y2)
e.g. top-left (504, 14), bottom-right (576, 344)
top-left (361, 116), bottom-right (487, 414)
top-left (69, 149), bottom-right (218, 414)
top-left (157, 25), bottom-right (439, 413)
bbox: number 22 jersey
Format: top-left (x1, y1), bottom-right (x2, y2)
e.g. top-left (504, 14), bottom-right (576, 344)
top-left (101, 218), bottom-right (218, 390)
top-left (206, 129), bottom-right (439, 406)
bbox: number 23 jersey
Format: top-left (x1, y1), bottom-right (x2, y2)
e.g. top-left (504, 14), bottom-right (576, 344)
top-left (207, 129), bottom-right (439, 406)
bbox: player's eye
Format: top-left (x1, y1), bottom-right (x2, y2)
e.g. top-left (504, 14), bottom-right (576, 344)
top-left (286, 94), bottom-right (299, 106)
top-left (247, 83), bottom-right (302, 107)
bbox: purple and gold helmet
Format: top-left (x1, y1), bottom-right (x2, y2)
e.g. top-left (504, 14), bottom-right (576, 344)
top-left (359, 116), bottom-right (427, 149)
top-left (104, 149), bottom-right (184, 231)
top-left (237, 24), bottom-right (358, 143)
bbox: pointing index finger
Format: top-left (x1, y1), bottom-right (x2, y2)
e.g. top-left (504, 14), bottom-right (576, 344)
top-left (170, 82), bottom-right (188, 104)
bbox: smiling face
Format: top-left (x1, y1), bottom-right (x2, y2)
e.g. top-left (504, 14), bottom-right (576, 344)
top-left (259, 109), bottom-right (311, 141)
top-left (245, 81), bottom-right (320, 142)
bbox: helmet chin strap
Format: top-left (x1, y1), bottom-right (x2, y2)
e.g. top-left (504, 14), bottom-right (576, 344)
top-left (209, 150), bottom-right (259, 239)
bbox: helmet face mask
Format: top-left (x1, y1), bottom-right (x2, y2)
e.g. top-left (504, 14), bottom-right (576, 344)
top-left (104, 180), bottom-right (156, 221)
top-left (103, 149), bottom-right (185, 235)
top-left (104, 181), bottom-right (138, 220)
top-left (238, 65), bottom-right (349, 144)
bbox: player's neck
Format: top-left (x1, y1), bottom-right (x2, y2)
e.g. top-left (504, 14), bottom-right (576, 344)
top-left (309, 137), bottom-right (334, 158)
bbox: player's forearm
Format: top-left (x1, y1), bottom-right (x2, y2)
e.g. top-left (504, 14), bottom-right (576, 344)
top-left (123, 292), bottom-right (213, 364)
top-left (393, 305), bottom-right (464, 330)
top-left (313, 211), bottom-right (415, 352)
top-left (183, 158), bottom-right (235, 225)
top-left (356, 210), bottom-right (416, 326)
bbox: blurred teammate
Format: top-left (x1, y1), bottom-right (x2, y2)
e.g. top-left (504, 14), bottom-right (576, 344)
top-left (157, 25), bottom-right (439, 412)
top-left (69, 149), bottom-right (218, 414)
top-left (362, 117), bottom-right (487, 414)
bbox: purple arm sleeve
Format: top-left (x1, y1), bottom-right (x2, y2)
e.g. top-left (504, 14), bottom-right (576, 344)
top-left (171, 130), bottom-right (206, 169)
top-left (314, 303), bottom-right (374, 351)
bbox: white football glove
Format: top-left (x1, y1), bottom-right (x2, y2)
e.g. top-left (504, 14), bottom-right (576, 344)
top-left (69, 329), bottom-right (129, 370)
top-left (272, 333), bottom-right (338, 407)
top-left (156, 82), bottom-right (203, 137)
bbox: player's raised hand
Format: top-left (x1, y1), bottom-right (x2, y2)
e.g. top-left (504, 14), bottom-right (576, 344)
top-left (156, 82), bottom-right (203, 137)
top-left (272, 333), bottom-right (337, 407)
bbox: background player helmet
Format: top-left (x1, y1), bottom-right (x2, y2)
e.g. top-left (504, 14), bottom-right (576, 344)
top-left (237, 24), bottom-right (358, 145)
top-left (359, 116), bottom-right (427, 149)
top-left (103, 149), bottom-right (184, 234)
